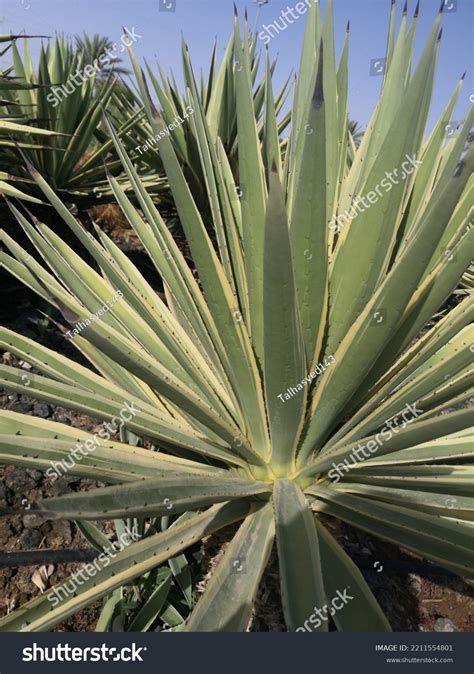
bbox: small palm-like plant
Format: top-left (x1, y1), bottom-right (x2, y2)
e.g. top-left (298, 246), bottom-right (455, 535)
top-left (348, 119), bottom-right (363, 147)
top-left (0, 1), bottom-right (473, 632)
top-left (74, 33), bottom-right (130, 79)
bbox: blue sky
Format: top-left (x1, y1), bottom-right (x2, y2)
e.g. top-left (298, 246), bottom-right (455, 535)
top-left (1, 0), bottom-right (472, 131)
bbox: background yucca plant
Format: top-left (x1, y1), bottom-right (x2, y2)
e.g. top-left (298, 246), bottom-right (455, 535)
top-left (116, 19), bottom-right (292, 222)
top-left (0, 35), bottom-right (63, 204)
top-left (1, 35), bottom-right (143, 207)
top-left (458, 263), bottom-right (474, 294)
top-left (73, 515), bottom-right (199, 632)
top-left (0, 0), bottom-right (473, 632)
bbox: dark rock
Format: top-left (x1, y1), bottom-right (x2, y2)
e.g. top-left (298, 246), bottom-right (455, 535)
top-left (4, 469), bottom-right (37, 493)
top-left (18, 528), bottom-right (43, 549)
top-left (9, 401), bottom-right (33, 414)
top-left (50, 476), bottom-right (74, 496)
top-left (32, 403), bottom-right (52, 419)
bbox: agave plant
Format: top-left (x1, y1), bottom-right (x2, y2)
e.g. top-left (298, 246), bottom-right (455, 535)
top-left (73, 514), bottom-right (199, 632)
top-left (1, 35), bottom-right (63, 203)
top-left (0, 0), bottom-right (473, 633)
top-left (458, 263), bottom-right (474, 294)
top-left (117, 17), bottom-right (292, 219)
top-left (1, 35), bottom-right (142, 206)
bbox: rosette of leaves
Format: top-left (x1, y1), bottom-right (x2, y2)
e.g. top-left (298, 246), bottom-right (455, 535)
top-left (1, 35), bottom-right (63, 203)
top-left (0, 0), bottom-right (473, 632)
top-left (1, 35), bottom-right (143, 206)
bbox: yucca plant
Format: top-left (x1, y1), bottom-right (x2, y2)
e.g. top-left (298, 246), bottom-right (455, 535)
top-left (2, 35), bottom-right (142, 206)
top-left (74, 514), bottom-right (198, 632)
top-left (1, 35), bottom-right (63, 203)
top-left (117, 18), bottom-right (292, 220)
top-left (0, 0), bottom-right (473, 632)
top-left (458, 263), bottom-right (474, 294)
